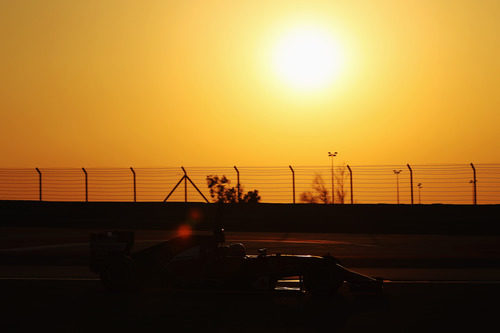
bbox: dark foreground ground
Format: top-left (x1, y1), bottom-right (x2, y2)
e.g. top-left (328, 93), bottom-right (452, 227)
top-left (2, 201), bottom-right (499, 332)
top-left (2, 279), bottom-right (499, 333)
top-left (2, 228), bottom-right (500, 332)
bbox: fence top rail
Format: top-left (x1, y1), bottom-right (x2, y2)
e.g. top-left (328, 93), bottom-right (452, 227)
top-left (0, 163), bottom-right (499, 170)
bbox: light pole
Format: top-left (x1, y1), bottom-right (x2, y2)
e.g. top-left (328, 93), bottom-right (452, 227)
top-left (417, 183), bottom-right (422, 204)
top-left (393, 169), bottom-right (402, 204)
top-left (328, 152), bottom-right (337, 204)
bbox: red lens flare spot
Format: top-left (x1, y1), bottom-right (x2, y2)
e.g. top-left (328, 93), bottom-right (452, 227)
top-left (188, 208), bottom-right (203, 222)
top-left (177, 224), bottom-right (192, 237)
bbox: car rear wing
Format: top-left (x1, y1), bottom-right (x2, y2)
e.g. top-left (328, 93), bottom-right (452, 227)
top-left (89, 231), bottom-right (134, 273)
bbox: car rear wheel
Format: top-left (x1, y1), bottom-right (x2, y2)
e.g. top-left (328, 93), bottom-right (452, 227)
top-left (101, 256), bottom-right (137, 292)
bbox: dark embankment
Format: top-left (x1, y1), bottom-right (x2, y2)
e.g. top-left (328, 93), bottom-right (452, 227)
top-left (1, 200), bottom-right (499, 234)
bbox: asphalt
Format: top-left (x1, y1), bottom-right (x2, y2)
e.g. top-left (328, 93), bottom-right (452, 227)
top-left (2, 228), bottom-right (500, 268)
top-left (2, 278), bottom-right (498, 333)
top-left (2, 228), bottom-right (500, 332)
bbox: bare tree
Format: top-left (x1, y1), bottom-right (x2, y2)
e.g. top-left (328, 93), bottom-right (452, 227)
top-left (335, 165), bottom-right (347, 204)
top-left (300, 191), bottom-right (317, 203)
top-left (300, 174), bottom-right (329, 204)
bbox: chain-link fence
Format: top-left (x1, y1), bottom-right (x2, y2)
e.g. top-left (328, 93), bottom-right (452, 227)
top-left (0, 164), bottom-right (499, 204)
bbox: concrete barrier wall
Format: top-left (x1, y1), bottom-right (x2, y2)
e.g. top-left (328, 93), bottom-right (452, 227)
top-left (1, 201), bottom-right (499, 234)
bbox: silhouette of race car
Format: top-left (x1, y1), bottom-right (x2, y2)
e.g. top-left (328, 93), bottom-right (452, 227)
top-left (90, 229), bottom-right (382, 296)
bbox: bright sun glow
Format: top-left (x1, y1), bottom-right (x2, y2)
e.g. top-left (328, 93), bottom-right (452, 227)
top-left (272, 26), bottom-right (344, 91)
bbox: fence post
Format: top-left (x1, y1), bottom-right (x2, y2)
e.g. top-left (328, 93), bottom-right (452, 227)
top-left (289, 165), bottom-right (295, 204)
top-left (181, 167), bottom-right (187, 203)
top-left (407, 163), bottom-right (414, 205)
top-left (130, 167), bottom-right (136, 202)
top-left (234, 166), bottom-right (240, 202)
top-left (347, 165), bottom-right (353, 204)
top-left (82, 168), bottom-right (88, 202)
top-left (470, 163), bottom-right (477, 205)
top-left (35, 168), bottom-right (42, 201)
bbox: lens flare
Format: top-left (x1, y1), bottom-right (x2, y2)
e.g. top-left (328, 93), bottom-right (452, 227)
top-left (177, 224), bottom-right (192, 237)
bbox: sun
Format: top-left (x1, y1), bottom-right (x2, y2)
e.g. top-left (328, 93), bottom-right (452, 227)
top-left (272, 26), bottom-right (344, 91)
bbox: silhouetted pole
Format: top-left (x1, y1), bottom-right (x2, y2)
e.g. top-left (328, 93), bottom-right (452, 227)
top-left (36, 168), bottom-right (42, 201)
top-left (393, 169), bottom-right (402, 205)
top-left (234, 166), bottom-right (240, 202)
top-left (328, 152), bottom-right (337, 204)
top-left (289, 165), bottom-right (295, 204)
top-left (130, 167), bottom-right (136, 202)
top-left (407, 164), bottom-right (414, 205)
top-left (417, 183), bottom-right (422, 204)
top-left (470, 163), bottom-right (477, 205)
top-left (347, 164), bottom-right (353, 204)
top-left (163, 168), bottom-right (209, 203)
top-left (82, 168), bottom-right (88, 202)
top-left (185, 176), bottom-right (210, 203)
top-left (163, 176), bottom-right (185, 202)
top-left (182, 166), bottom-right (187, 203)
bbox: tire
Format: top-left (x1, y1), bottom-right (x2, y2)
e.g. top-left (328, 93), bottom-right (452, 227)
top-left (100, 256), bottom-right (137, 292)
top-left (303, 269), bottom-right (343, 297)
top-left (251, 275), bottom-right (277, 291)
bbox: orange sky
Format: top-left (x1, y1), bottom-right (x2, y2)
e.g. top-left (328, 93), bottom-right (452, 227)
top-left (1, 0), bottom-right (499, 168)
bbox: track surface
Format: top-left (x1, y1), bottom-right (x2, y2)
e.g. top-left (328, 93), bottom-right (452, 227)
top-left (3, 228), bottom-right (500, 267)
top-left (2, 228), bottom-right (500, 332)
top-left (2, 279), bottom-right (499, 333)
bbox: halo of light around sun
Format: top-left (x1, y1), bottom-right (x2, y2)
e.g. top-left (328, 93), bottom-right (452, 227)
top-left (272, 26), bottom-right (344, 91)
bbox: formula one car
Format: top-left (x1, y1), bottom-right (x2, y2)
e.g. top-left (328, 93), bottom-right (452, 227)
top-left (90, 229), bottom-right (382, 296)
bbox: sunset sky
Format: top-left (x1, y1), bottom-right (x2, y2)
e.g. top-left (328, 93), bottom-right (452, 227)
top-left (1, 0), bottom-right (499, 168)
